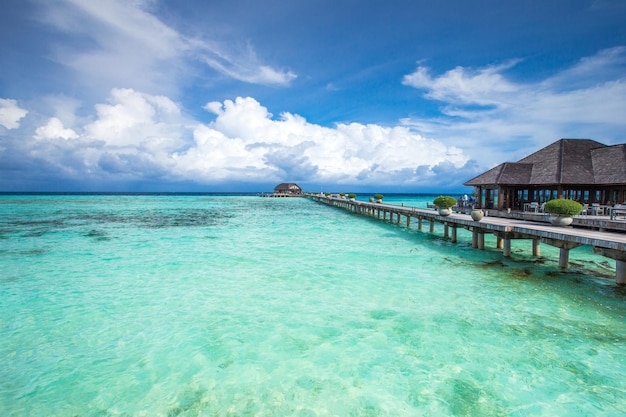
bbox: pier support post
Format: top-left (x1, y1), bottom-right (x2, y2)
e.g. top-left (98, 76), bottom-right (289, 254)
top-left (478, 232), bottom-right (485, 250)
top-left (559, 248), bottom-right (569, 269)
top-left (429, 221), bottom-right (434, 233)
top-left (472, 229), bottom-right (478, 248)
top-left (532, 239), bottom-right (541, 257)
top-left (503, 239), bottom-right (511, 257)
top-left (444, 224), bottom-right (449, 238)
top-left (496, 237), bottom-right (503, 249)
top-left (542, 239), bottom-right (582, 270)
top-left (617, 260), bottom-right (625, 285)
top-left (406, 216), bottom-right (411, 227)
top-left (451, 226), bottom-right (457, 243)
top-left (418, 217), bottom-right (422, 230)
top-left (592, 247), bottom-right (626, 285)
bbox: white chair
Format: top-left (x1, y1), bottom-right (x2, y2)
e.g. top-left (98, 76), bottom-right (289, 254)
top-left (580, 203), bottom-right (589, 215)
top-left (591, 203), bottom-right (600, 216)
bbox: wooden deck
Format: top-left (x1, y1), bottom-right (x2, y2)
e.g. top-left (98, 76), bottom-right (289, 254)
top-left (258, 192), bottom-right (304, 197)
top-left (305, 195), bottom-right (626, 285)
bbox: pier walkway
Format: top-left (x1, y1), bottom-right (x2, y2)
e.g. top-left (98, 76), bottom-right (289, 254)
top-left (305, 195), bottom-right (626, 285)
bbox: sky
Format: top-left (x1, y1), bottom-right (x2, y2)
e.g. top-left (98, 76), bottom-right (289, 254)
top-left (1, 0), bottom-right (625, 193)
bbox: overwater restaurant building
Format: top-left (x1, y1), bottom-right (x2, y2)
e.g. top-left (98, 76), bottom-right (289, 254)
top-left (464, 139), bottom-right (626, 210)
top-left (273, 182), bottom-right (303, 195)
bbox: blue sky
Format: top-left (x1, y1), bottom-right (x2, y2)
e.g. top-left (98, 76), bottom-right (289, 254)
top-left (1, 0), bottom-right (625, 192)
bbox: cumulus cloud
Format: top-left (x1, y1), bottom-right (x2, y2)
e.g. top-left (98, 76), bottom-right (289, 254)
top-left (35, 118), bottom-right (78, 140)
top-left (0, 99), bottom-right (28, 129)
top-left (174, 97), bottom-right (469, 186)
top-left (3, 46), bottom-right (624, 191)
top-left (42, 95), bottom-right (82, 128)
top-left (84, 88), bottom-right (185, 149)
top-left (401, 47), bottom-right (626, 164)
top-left (0, 90), bottom-right (471, 190)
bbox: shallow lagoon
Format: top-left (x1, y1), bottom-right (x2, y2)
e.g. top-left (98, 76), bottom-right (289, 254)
top-left (1, 195), bottom-right (625, 416)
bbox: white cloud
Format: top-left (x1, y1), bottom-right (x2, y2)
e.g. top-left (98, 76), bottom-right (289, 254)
top-left (84, 88), bottom-right (185, 149)
top-left (401, 48), bottom-right (626, 165)
top-left (35, 118), bottom-right (78, 140)
top-left (0, 99), bottom-right (28, 129)
top-left (199, 41), bottom-right (297, 86)
top-left (402, 61), bottom-right (520, 106)
top-left (37, 0), bottom-right (296, 91)
top-left (541, 46), bottom-right (626, 91)
top-left (1, 90), bottom-right (470, 189)
top-left (175, 96), bottom-right (469, 186)
top-left (39, 0), bottom-right (184, 94)
top-left (4, 46), bottom-right (624, 191)
top-left (42, 95), bottom-right (82, 127)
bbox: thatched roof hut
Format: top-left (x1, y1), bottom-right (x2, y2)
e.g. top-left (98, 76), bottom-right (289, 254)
top-left (464, 139), bottom-right (626, 210)
top-left (273, 182), bottom-right (302, 195)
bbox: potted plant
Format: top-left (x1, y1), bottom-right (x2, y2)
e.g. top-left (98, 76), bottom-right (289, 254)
top-left (470, 207), bottom-right (484, 222)
top-left (324, 192), bottom-right (331, 198)
top-left (374, 194), bottom-right (384, 203)
top-left (340, 192), bottom-right (346, 199)
top-left (348, 193), bottom-right (356, 201)
top-left (433, 195), bottom-right (456, 216)
top-left (543, 199), bottom-right (583, 226)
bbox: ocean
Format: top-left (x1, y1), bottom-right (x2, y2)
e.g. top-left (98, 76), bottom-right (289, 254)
top-left (1, 194), bottom-right (625, 416)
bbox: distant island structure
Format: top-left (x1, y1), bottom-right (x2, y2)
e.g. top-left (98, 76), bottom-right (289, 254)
top-left (465, 138), bottom-right (626, 211)
top-left (259, 182), bottom-right (303, 197)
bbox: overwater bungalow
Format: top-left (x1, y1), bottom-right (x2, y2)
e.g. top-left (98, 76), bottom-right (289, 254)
top-left (465, 138), bottom-right (626, 212)
top-left (272, 182), bottom-right (303, 196)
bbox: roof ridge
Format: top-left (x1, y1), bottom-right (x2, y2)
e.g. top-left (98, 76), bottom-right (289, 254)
top-left (557, 139), bottom-right (564, 183)
top-left (494, 162), bottom-right (507, 183)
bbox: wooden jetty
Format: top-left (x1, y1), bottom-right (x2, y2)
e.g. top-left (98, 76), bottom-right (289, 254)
top-left (305, 195), bottom-right (626, 285)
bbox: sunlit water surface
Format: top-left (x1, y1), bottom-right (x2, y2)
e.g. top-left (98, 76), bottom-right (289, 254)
top-left (1, 194), bottom-right (625, 416)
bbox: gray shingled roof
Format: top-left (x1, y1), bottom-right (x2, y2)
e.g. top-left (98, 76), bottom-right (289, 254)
top-left (592, 144), bottom-right (626, 184)
top-left (464, 139), bottom-right (624, 186)
top-left (465, 162), bottom-right (533, 186)
top-left (274, 182), bottom-right (302, 192)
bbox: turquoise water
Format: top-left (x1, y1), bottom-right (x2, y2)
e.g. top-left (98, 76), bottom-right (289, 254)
top-left (1, 194), bottom-right (625, 416)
